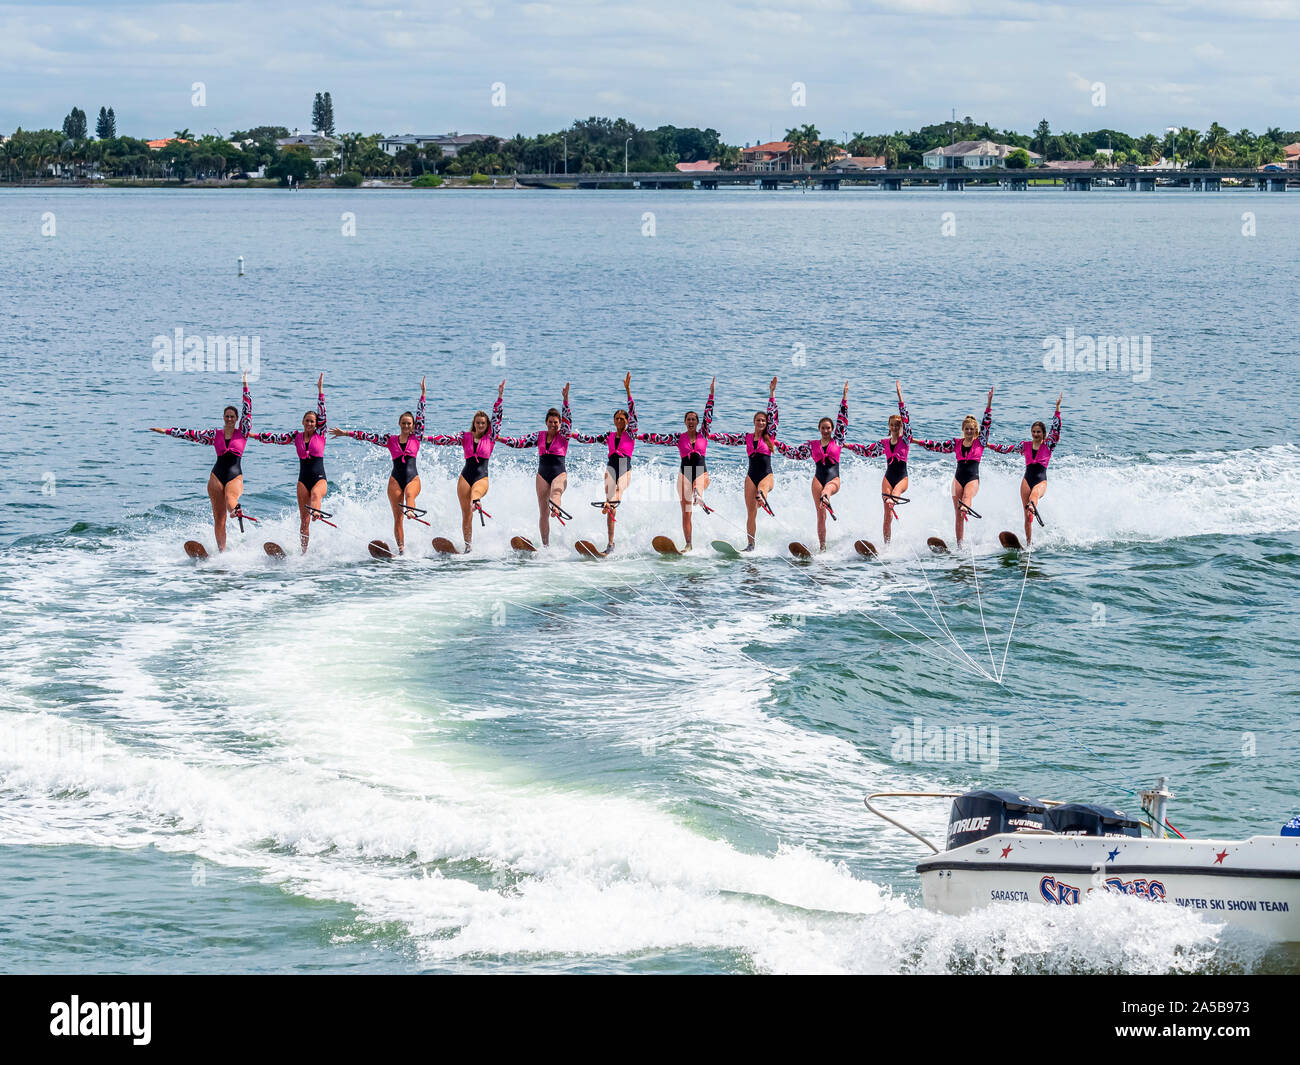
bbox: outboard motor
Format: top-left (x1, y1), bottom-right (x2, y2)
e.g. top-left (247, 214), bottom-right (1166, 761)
top-left (1045, 802), bottom-right (1143, 838)
top-left (946, 789), bottom-right (1048, 850)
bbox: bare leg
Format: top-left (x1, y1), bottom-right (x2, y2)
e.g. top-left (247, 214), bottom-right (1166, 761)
top-left (387, 478), bottom-right (405, 551)
top-left (882, 475), bottom-right (907, 544)
top-left (536, 474), bottom-right (551, 546)
top-left (217, 474), bottom-right (243, 552)
top-left (814, 476), bottom-right (839, 551)
top-left (955, 478), bottom-right (980, 548)
top-left (301, 480), bottom-right (327, 552)
top-left (1025, 481), bottom-right (1047, 545)
top-left (207, 473), bottom-right (228, 552)
top-left (604, 468), bottom-right (630, 549)
top-left (678, 472), bottom-right (692, 547)
top-left (403, 478), bottom-right (421, 554)
top-left (297, 481), bottom-right (311, 552)
top-left (743, 478), bottom-right (758, 546)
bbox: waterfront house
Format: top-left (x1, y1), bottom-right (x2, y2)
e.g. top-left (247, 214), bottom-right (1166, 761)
top-left (922, 140), bottom-right (1041, 169)
top-left (378, 133), bottom-right (491, 158)
top-left (830, 155), bottom-right (887, 171)
top-left (740, 141), bottom-right (793, 171)
top-left (1285, 143), bottom-right (1300, 170)
top-left (674, 160), bottom-right (720, 172)
top-left (276, 131), bottom-right (341, 171)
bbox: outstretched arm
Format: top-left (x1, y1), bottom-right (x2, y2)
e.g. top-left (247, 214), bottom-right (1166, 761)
top-left (638, 430), bottom-right (681, 446)
top-left (775, 439), bottom-right (813, 460)
top-left (707, 430), bottom-right (747, 446)
top-left (330, 428), bottom-right (392, 447)
top-left (910, 435), bottom-right (956, 453)
top-left (844, 440), bottom-right (884, 458)
top-left (249, 431), bottom-right (296, 445)
top-left (154, 426), bottom-right (216, 444)
top-left (422, 432), bottom-right (464, 447)
top-left (497, 432), bottom-right (540, 449)
top-left (567, 429), bottom-right (608, 445)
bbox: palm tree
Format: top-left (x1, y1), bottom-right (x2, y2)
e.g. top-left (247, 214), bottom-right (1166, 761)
top-left (1177, 128), bottom-right (1200, 164)
top-left (784, 127), bottom-right (807, 170)
top-left (1136, 134), bottom-right (1159, 165)
top-left (172, 128), bottom-right (192, 142)
top-left (1203, 123), bottom-right (1229, 169)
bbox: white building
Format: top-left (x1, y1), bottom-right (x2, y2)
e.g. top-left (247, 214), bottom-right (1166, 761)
top-left (378, 133), bottom-right (491, 158)
top-left (922, 140), bottom-right (1042, 169)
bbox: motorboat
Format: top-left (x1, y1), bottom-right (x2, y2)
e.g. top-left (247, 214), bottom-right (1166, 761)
top-left (866, 778), bottom-right (1300, 940)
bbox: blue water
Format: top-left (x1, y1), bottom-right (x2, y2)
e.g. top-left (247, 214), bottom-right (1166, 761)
top-left (1, 187), bottom-right (1298, 973)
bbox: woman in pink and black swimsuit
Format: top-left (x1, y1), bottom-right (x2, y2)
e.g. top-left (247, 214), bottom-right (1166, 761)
top-left (250, 374), bottom-right (328, 552)
top-left (150, 371), bottom-right (252, 552)
top-left (637, 378), bottom-right (715, 551)
top-left (987, 394), bottom-right (1062, 545)
top-left (845, 380), bottom-right (911, 545)
top-left (570, 373), bottom-right (637, 555)
top-left (710, 377), bottom-right (780, 552)
top-left (423, 381), bottom-right (505, 553)
top-left (498, 383), bottom-right (575, 547)
top-left (910, 386), bottom-right (996, 549)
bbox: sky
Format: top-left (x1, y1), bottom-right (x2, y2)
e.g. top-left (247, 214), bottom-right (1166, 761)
top-left (1, 0), bottom-right (1297, 143)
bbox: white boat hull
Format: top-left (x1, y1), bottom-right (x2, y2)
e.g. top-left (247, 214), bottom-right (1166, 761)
top-left (918, 833), bottom-right (1300, 941)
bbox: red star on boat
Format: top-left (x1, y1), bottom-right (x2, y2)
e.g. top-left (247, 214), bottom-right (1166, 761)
top-left (1000, 845), bottom-right (1013, 858)
top-left (1213, 849), bottom-right (1228, 864)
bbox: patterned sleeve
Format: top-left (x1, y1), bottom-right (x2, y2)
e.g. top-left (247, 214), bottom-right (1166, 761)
top-left (239, 382), bottom-right (252, 437)
top-left (568, 430), bottom-right (608, 445)
top-left (844, 440), bottom-right (883, 458)
top-left (775, 439), bottom-right (813, 460)
top-left (767, 394), bottom-right (779, 438)
top-left (423, 432), bottom-right (464, 447)
top-left (638, 430), bottom-right (681, 446)
top-left (490, 394), bottom-right (503, 438)
top-left (316, 391), bottom-right (327, 436)
top-left (703, 390), bottom-right (715, 435)
top-left (249, 431), bottom-right (296, 445)
top-left (911, 435), bottom-right (956, 453)
top-left (979, 406), bottom-right (992, 445)
top-left (898, 398), bottom-right (911, 437)
top-left (344, 429), bottom-right (392, 447)
top-left (983, 439), bottom-right (1023, 455)
top-left (1047, 409), bottom-right (1062, 451)
top-left (414, 393), bottom-right (426, 437)
top-left (834, 394), bottom-right (848, 443)
top-left (708, 431), bottom-right (747, 446)
top-left (497, 432), bottom-right (540, 449)
top-left (164, 427), bottom-right (216, 444)
top-left (626, 394), bottom-right (637, 436)
top-left (561, 400), bottom-right (573, 438)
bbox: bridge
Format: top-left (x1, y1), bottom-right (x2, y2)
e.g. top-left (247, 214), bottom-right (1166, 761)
top-left (515, 167), bottom-right (1293, 192)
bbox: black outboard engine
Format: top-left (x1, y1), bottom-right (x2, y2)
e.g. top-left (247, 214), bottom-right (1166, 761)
top-left (946, 789), bottom-right (1048, 850)
top-left (1045, 802), bottom-right (1143, 838)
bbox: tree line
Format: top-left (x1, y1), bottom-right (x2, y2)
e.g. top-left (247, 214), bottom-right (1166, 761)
top-left (2, 105), bottom-right (1296, 184)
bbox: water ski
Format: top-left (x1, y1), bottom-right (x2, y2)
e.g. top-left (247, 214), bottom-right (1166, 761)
top-left (183, 540), bottom-right (208, 560)
top-left (510, 535), bottom-right (536, 553)
top-left (652, 535), bottom-right (681, 556)
top-left (432, 537), bottom-right (460, 555)
top-left (788, 541), bottom-right (814, 560)
top-left (263, 542), bottom-right (287, 559)
top-left (926, 536), bottom-right (949, 555)
top-left (575, 540), bottom-right (604, 559)
top-left (368, 539), bottom-right (395, 560)
top-left (711, 540), bottom-right (742, 559)
top-left (998, 531), bottom-right (1024, 551)
top-left (854, 539), bottom-right (878, 558)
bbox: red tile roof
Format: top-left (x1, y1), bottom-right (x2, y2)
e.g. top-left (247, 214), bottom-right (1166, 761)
top-left (675, 160), bottom-right (720, 172)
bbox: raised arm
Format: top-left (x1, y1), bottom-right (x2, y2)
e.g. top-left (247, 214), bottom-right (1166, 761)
top-left (414, 380), bottom-right (426, 437)
top-left (1048, 396), bottom-right (1062, 451)
top-left (979, 387), bottom-right (993, 445)
top-left (834, 384), bottom-right (848, 443)
top-left (703, 378), bottom-right (715, 435)
top-left (315, 376), bottom-right (327, 436)
top-left (491, 381), bottom-right (504, 438)
top-left (239, 374), bottom-right (252, 437)
top-left (767, 377), bottom-right (779, 438)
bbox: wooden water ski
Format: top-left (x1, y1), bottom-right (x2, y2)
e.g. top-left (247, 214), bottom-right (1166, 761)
top-left (183, 540), bottom-right (208, 560)
top-left (854, 539), bottom-right (878, 558)
top-left (926, 536), bottom-right (949, 555)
